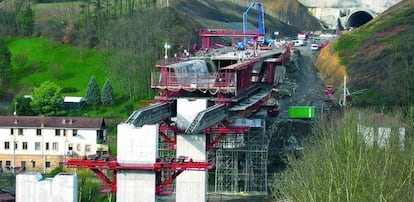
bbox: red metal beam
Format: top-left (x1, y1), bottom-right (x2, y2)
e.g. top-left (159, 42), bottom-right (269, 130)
top-left (159, 125), bottom-right (185, 133)
top-left (156, 170), bottom-right (184, 194)
top-left (203, 127), bottom-right (248, 134)
top-left (203, 127), bottom-right (248, 151)
top-left (159, 125), bottom-right (181, 150)
top-left (199, 29), bottom-right (260, 37)
top-left (91, 168), bottom-right (117, 193)
top-left (206, 133), bottom-right (226, 151)
top-left (159, 132), bottom-right (176, 150)
top-left (65, 158), bottom-right (215, 193)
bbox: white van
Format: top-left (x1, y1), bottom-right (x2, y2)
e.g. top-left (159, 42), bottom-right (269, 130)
top-left (311, 44), bottom-right (319, 50)
top-left (294, 40), bottom-right (305, 47)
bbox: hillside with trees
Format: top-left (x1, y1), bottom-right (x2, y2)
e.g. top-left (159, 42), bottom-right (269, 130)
top-left (0, 0), bottom-right (307, 117)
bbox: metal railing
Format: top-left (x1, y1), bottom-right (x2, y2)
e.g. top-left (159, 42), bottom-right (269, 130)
top-left (151, 72), bottom-right (237, 94)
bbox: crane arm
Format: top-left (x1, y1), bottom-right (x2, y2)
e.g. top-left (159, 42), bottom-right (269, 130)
top-left (243, 1), bottom-right (264, 35)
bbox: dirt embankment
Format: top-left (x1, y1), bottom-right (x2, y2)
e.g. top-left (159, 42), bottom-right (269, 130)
top-left (315, 41), bottom-right (347, 87)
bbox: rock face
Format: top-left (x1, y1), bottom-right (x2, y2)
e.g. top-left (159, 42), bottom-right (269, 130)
top-left (297, 0), bottom-right (402, 29)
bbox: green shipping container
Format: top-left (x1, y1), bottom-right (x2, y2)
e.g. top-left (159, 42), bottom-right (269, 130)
top-left (288, 106), bottom-right (315, 119)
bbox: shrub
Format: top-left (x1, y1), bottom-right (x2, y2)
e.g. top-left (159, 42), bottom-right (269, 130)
top-left (13, 53), bottom-right (29, 69)
top-left (61, 87), bottom-right (79, 93)
top-left (271, 109), bottom-right (414, 201)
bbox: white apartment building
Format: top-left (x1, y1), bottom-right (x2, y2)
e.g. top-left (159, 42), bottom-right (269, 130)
top-left (0, 116), bottom-right (108, 173)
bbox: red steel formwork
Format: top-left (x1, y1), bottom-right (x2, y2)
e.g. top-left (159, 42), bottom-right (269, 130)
top-left (65, 156), bottom-right (214, 194)
top-left (65, 125), bottom-right (248, 194)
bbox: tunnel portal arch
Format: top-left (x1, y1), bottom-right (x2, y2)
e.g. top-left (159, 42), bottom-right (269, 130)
top-left (346, 10), bottom-right (374, 28)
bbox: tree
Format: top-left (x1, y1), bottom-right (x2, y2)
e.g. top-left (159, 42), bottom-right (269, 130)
top-left (101, 79), bottom-right (115, 105)
top-left (0, 38), bottom-right (12, 86)
top-left (0, 9), bottom-right (17, 36)
top-left (12, 96), bottom-right (35, 116)
top-left (86, 75), bottom-right (100, 104)
top-left (16, 6), bottom-right (34, 36)
top-left (30, 81), bottom-right (64, 116)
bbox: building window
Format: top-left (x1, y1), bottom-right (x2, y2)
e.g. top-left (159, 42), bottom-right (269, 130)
top-left (18, 128), bottom-right (23, 135)
top-left (10, 129), bottom-right (14, 135)
top-left (35, 142), bottom-right (40, 151)
top-left (52, 142), bottom-right (58, 151)
top-left (85, 144), bottom-right (91, 152)
top-left (67, 144), bottom-right (73, 155)
top-left (22, 142), bottom-right (28, 150)
top-left (36, 129), bottom-right (42, 136)
top-left (63, 129), bottom-right (67, 136)
top-left (77, 144), bottom-right (81, 151)
top-left (14, 142), bottom-right (17, 149)
top-left (4, 142), bottom-right (10, 150)
top-left (45, 142), bottom-right (49, 150)
top-left (30, 160), bottom-right (36, 168)
top-left (45, 162), bottom-right (51, 168)
top-left (55, 129), bottom-right (60, 136)
top-left (97, 130), bottom-right (105, 144)
top-left (21, 161), bottom-right (26, 171)
top-left (6, 161), bottom-right (11, 170)
top-left (73, 130), bottom-right (78, 136)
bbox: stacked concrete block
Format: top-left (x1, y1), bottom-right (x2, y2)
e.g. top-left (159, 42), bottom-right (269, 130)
top-left (16, 173), bottom-right (77, 202)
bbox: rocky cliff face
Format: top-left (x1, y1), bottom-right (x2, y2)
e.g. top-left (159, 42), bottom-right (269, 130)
top-left (261, 0), bottom-right (322, 31)
top-left (170, 0), bottom-right (301, 38)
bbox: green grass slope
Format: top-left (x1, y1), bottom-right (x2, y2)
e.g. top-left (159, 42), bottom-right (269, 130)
top-left (5, 37), bottom-right (139, 119)
top-left (333, 0), bottom-right (414, 109)
top-left (8, 38), bottom-right (109, 93)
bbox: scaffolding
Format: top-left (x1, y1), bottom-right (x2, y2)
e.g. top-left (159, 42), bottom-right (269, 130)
top-left (214, 120), bottom-right (268, 193)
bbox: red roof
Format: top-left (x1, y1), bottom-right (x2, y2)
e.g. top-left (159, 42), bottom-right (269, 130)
top-left (0, 116), bottom-right (105, 129)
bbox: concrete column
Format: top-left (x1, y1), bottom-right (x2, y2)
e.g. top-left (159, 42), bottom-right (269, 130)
top-left (175, 98), bottom-right (209, 202)
top-left (117, 124), bottom-right (159, 202)
top-left (176, 135), bottom-right (207, 202)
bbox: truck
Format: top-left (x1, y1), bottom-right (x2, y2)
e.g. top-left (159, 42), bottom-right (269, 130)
top-left (297, 32), bottom-right (308, 40)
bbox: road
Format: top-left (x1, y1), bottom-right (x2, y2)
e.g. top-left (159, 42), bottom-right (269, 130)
top-left (276, 44), bottom-right (327, 119)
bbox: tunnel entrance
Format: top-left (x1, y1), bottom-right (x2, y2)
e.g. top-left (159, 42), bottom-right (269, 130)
top-left (347, 11), bottom-right (374, 28)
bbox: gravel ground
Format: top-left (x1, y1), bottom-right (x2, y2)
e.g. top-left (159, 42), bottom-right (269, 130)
top-left (276, 43), bottom-right (329, 119)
